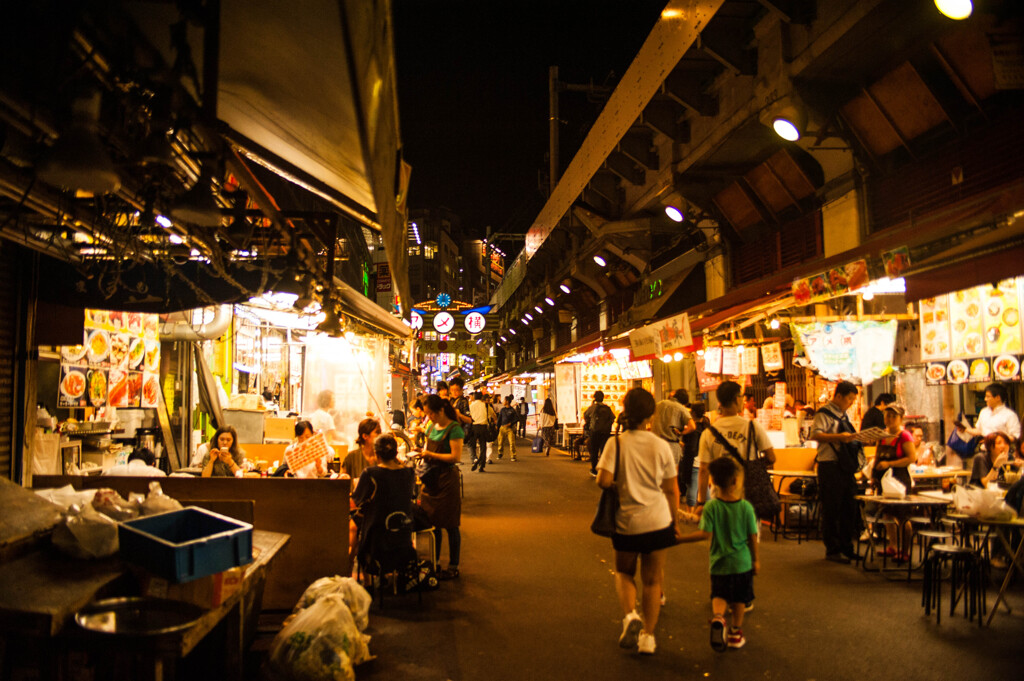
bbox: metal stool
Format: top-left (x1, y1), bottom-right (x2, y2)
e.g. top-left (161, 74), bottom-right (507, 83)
top-left (415, 526), bottom-right (437, 573)
top-left (911, 529), bottom-right (953, 580)
top-left (861, 514), bottom-right (901, 569)
top-left (922, 544), bottom-right (986, 626)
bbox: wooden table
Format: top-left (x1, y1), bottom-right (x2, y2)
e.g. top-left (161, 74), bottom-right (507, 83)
top-left (0, 530), bottom-right (289, 680)
top-left (952, 516), bottom-right (1024, 626)
top-left (910, 468), bottom-right (971, 489)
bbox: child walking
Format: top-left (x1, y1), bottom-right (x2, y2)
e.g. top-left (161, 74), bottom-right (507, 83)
top-left (678, 456), bottom-right (759, 650)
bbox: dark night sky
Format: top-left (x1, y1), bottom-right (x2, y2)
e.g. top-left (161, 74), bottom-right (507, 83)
top-left (392, 1), bottom-right (667, 240)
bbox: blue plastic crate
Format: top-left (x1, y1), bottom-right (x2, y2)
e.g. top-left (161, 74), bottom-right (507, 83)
top-left (118, 506), bottom-right (253, 583)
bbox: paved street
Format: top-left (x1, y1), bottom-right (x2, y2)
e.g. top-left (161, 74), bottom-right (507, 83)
top-left (266, 437), bottom-right (1024, 680)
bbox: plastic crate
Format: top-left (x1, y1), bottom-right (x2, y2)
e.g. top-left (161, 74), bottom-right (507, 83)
top-left (118, 506), bottom-right (253, 583)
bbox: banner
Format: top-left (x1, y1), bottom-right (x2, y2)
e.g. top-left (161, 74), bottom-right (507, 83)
top-left (555, 363), bottom-right (579, 424)
top-left (721, 346), bottom-right (739, 376)
top-left (628, 325), bottom-right (662, 359)
top-left (659, 312), bottom-right (693, 352)
top-left (791, 320), bottom-right (897, 385)
top-left (740, 346), bottom-right (759, 375)
top-left (704, 346), bottom-right (722, 374)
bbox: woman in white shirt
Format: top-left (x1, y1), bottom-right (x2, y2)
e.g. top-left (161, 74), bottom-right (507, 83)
top-left (596, 388), bottom-right (682, 656)
top-left (539, 398), bottom-right (557, 456)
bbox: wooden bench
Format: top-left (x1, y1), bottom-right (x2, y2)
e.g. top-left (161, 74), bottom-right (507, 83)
top-left (32, 475), bottom-right (350, 610)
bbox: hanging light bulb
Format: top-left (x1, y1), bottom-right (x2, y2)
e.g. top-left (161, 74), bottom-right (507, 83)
top-left (934, 0), bottom-right (972, 20)
top-left (769, 318), bottom-right (780, 330)
top-left (673, 352), bottom-right (684, 362)
top-left (662, 353), bottom-right (673, 363)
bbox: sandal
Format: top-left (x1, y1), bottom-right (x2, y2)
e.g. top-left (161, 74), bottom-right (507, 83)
top-left (438, 566), bottom-right (460, 580)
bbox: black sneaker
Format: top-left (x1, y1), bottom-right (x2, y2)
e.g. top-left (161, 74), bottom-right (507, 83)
top-left (842, 550), bottom-right (864, 562)
top-left (825, 552), bottom-right (851, 564)
top-left (710, 617), bottom-right (727, 652)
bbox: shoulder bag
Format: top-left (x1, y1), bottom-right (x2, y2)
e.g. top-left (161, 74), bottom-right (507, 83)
top-left (590, 435), bottom-right (621, 537)
top-left (707, 422), bottom-right (781, 521)
top-left (815, 408), bottom-right (863, 474)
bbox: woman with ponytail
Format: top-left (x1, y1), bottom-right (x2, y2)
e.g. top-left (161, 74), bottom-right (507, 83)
top-left (416, 393), bottom-right (465, 580)
top-left (595, 387), bottom-right (682, 656)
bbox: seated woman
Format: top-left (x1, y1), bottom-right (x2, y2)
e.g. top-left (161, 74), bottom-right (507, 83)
top-left (344, 418), bottom-right (381, 480)
top-left (910, 425), bottom-right (943, 466)
top-left (970, 431), bottom-right (1021, 487)
top-left (200, 425), bottom-right (246, 477)
top-left (870, 405), bottom-right (915, 493)
top-left (351, 434), bottom-right (417, 575)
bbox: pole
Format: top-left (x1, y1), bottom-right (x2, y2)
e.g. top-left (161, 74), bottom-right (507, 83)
top-left (549, 65), bottom-right (559, 198)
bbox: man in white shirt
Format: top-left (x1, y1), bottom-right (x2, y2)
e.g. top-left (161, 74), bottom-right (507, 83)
top-left (652, 389), bottom-right (695, 475)
top-left (468, 391), bottom-right (491, 471)
top-left (307, 390), bottom-right (341, 444)
top-left (963, 383), bottom-right (1021, 441)
top-left (104, 448), bottom-right (165, 477)
top-left (696, 381), bottom-right (775, 506)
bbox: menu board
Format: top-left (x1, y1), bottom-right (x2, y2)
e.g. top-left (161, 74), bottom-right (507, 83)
top-left (58, 309), bottom-right (160, 409)
top-left (948, 286), bottom-right (986, 358)
top-left (761, 342), bottom-right (784, 372)
top-left (739, 346), bottom-right (759, 375)
top-left (721, 346), bottom-right (739, 376)
top-left (926, 354), bottom-right (1022, 386)
top-left (704, 346), bottom-right (723, 374)
top-left (981, 279), bottom-right (1022, 355)
top-left (919, 295), bottom-right (952, 361)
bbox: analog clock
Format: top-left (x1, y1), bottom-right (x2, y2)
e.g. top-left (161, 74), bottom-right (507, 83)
top-left (435, 293), bottom-right (451, 308)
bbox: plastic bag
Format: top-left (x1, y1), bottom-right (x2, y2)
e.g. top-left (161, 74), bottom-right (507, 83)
top-left (881, 468), bottom-right (906, 498)
top-left (35, 485), bottom-right (97, 512)
top-left (140, 481), bottom-right (183, 516)
top-left (265, 594), bottom-right (372, 681)
top-left (92, 488), bottom-right (140, 521)
top-left (51, 504), bottom-right (119, 559)
top-left (294, 577), bottom-right (372, 632)
top-left (953, 485), bottom-right (1018, 521)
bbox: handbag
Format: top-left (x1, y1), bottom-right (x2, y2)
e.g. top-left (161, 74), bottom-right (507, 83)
top-left (708, 422), bottom-right (781, 521)
top-left (947, 416), bottom-right (979, 457)
top-left (590, 436), bottom-right (620, 537)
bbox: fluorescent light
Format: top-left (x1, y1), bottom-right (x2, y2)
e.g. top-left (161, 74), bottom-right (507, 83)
top-left (544, 297), bottom-right (555, 306)
top-left (524, 313), bottom-right (533, 321)
top-left (593, 254), bottom-right (607, 267)
top-left (534, 306), bottom-right (543, 314)
top-left (155, 214), bottom-right (173, 228)
top-left (559, 283), bottom-right (571, 294)
top-left (664, 206), bottom-right (684, 222)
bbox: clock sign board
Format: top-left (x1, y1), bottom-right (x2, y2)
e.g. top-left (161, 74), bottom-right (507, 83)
top-left (409, 311), bottom-right (423, 330)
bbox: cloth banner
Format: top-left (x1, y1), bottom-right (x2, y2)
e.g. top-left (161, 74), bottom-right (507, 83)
top-left (791, 320), bottom-right (897, 385)
top-left (659, 313), bottom-right (693, 352)
top-left (628, 325), bottom-right (662, 359)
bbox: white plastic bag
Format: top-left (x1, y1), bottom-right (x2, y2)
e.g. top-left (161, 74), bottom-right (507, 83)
top-left (51, 504), bottom-right (119, 559)
top-left (881, 468), bottom-right (906, 498)
top-left (954, 485), bottom-right (1018, 521)
top-left (294, 576), bottom-right (372, 632)
top-left (140, 481), bottom-right (183, 516)
top-left (35, 485), bottom-right (97, 512)
top-left (265, 594), bottom-right (372, 681)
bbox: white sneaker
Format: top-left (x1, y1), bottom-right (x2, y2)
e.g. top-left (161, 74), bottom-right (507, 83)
top-left (637, 631), bottom-right (656, 654)
top-left (618, 611), bottom-right (642, 648)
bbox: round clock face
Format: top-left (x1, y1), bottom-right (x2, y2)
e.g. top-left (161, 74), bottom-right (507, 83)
top-left (435, 293), bottom-right (451, 308)
top-left (433, 312), bottom-right (455, 334)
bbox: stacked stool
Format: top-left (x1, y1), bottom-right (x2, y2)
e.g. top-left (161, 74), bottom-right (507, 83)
top-left (922, 543), bottom-right (986, 625)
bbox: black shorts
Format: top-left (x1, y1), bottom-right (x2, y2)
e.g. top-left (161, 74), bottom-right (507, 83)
top-left (710, 570), bottom-right (754, 604)
top-left (612, 524), bottom-right (676, 554)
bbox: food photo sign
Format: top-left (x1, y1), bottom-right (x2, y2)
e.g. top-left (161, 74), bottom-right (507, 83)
top-left (920, 278), bottom-right (1024, 385)
top-left (58, 309), bottom-right (161, 409)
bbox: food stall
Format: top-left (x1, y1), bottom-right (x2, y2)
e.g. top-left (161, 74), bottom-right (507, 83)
top-left (553, 346), bottom-right (653, 440)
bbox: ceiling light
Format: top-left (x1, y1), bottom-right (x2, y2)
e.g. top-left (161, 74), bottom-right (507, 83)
top-left (155, 215), bottom-right (173, 229)
top-left (509, 328), bottom-right (517, 335)
top-left (534, 305), bottom-right (543, 314)
top-left (772, 117), bottom-right (801, 142)
top-left (524, 313), bottom-right (533, 321)
top-left (696, 348), bottom-right (705, 357)
top-left (661, 354), bottom-right (673, 363)
top-left (673, 352), bottom-right (684, 362)
top-left (934, 0), bottom-right (972, 20)
top-left (315, 305), bottom-right (345, 336)
top-left (862, 291), bottom-right (875, 301)
top-left (593, 253), bottom-right (607, 267)
top-left (664, 206), bottom-right (684, 222)
top-left (544, 297), bottom-right (555, 306)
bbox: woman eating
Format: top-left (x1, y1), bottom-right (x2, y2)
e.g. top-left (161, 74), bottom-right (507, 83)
top-left (200, 425), bottom-right (246, 477)
top-left (417, 394), bottom-right (464, 580)
top-left (343, 418), bottom-right (381, 480)
top-left (971, 431), bottom-right (1021, 487)
top-left (595, 387), bottom-right (681, 656)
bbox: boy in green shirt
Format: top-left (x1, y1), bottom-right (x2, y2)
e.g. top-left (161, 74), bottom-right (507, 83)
top-left (678, 456), bottom-right (759, 650)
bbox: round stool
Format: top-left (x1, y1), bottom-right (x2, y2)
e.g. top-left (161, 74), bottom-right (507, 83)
top-left (911, 529), bottom-right (953, 579)
top-left (922, 544), bottom-right (986, 626)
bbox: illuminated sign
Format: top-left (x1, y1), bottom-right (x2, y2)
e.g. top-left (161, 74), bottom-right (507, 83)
top-left (409, 311), bottom-right (423, 330)
top-left (433, 312), bottom-right (455, 334)
top-left (464, 311), bottom-right (486, 334)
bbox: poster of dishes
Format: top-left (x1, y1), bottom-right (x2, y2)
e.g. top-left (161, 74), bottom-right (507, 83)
top-left (919, 296), bottom-right (951, 361)
top-left (141, 372), bottom-right (161, 408)
top-left (927, 355), bottom-right (1023, 385)
top-left (58, 366), bottom-right (88, 408)
top-left (761, 342), bottom-right (784, 371)
top-left (981, 279), bottom-right (1022, 355)
top-left (948, 286), bottom-right (986, 358)
top-left (57, 309), bottom-right (160, 409)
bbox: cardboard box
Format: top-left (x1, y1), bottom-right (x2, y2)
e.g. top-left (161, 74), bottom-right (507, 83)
top-left (143, 566), bottom-right (245, 609)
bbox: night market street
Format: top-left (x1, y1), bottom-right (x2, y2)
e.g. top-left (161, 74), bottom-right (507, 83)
top-left (255, 437), bottom-right (1024, 681)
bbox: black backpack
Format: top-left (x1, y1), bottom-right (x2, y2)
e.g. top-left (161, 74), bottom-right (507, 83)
top-left (590, 403), bottom-right (615, 434)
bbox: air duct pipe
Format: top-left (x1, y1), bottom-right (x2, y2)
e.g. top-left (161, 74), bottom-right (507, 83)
top-left (159, 305), bottom-right (233, 341)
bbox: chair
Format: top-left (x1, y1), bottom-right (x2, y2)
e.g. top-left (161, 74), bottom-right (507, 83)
top-left (859, 512), bottom-right (902, 569)
top-left (922, 544), bottom-right (986, 626)
top-left (360, 511), bottom-right (435, 606)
